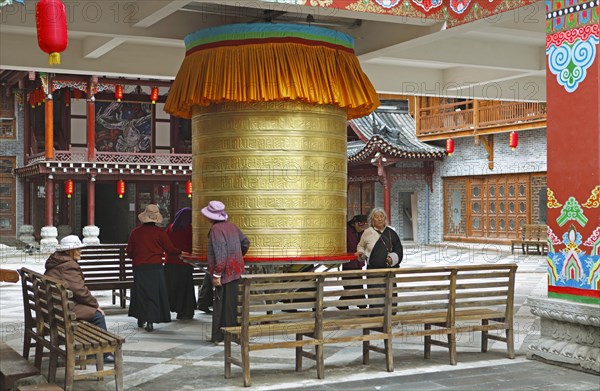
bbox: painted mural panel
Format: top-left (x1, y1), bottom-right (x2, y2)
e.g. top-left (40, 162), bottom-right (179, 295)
top-left (95, 101), bottom-right (151, 153)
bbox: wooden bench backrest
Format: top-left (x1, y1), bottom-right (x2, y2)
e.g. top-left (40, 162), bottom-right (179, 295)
top-left (19, 268), bottom-right (39, 334)
top-left (455, 264), bottom-right (516, 312)
top-left (79, 244), bottom-right (131, 283)
top-left (391, 268), bottom-right (454, 321)
top-left (238, 272), bottom-right (320, 325)
top-left (322, 269), bottom-right (391, 317)
top-left (522, 224), bottom-right (547, 241)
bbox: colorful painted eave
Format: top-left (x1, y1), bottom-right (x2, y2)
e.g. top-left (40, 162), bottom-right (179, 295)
top-left (260, 0), bottom-right (539, 27)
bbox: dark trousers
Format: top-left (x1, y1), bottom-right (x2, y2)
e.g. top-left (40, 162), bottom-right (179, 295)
top-left (211, 279), bottom-right (240, 343)
top-left (197, 273), bottom-right (214, 309)
top-left (89, 310), bottom-right (108, 331)
top-left (340, 273), bottom-right (366, 308)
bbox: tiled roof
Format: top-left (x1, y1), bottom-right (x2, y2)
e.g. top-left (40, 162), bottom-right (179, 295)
top-left (348, 112), bottom-right (446, 162)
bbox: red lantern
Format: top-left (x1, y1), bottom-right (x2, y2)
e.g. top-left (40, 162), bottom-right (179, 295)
top-left (36, 0), bottom-right (68, 65)
top-left (117, 180), bottom-right (126, 198)
top-left (185, 180), bottom-right (192, 198)
top-left (509, 131), bottom-right (518, 150)
top-left (150, 87), bottom-right (159, 104)
top-left (115, 85), bottom-right (123, 102)
top-left (64, 179), bottom-right (74, 198)
top-left (446, 138), bottom-right (455, 156)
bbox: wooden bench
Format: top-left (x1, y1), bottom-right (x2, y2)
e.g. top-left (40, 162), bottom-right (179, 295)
top-left (511, 224), bottom-right (548, 255)
top-left (223, 264), bottom-right (517, 386)
top-left (18, 268), bottom-right (125, 391)
top-left (79, 244), bottom-right (206, 308)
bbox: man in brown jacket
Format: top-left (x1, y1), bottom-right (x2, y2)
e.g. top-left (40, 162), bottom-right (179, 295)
top-left (44, 235), bottom-right (115, 363)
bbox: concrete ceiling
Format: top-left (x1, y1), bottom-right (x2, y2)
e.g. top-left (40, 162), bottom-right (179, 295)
top-left (0, 0), bottom-right (546, 101)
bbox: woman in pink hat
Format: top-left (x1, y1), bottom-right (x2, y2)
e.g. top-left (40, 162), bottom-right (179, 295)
top-left (201, 200), bottom-right (250, 344)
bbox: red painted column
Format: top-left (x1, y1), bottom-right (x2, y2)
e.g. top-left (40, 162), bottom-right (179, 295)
top-left (45, 97), bottom-right (54, 159)
top-left (545, 8), bottom-right (599, 303)
top-left (45, 176), bottom-right (54, 226)
top-left (87, 177), bottom-right (95, 226)
top-left (23, 179), bottom-right (30, 225)
top-left (87, 98), bottom-right (95, 161)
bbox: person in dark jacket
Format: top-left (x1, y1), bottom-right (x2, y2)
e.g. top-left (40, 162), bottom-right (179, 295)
top-left (165, 207), bottom-right (196, 320)
top-left (202, 200), bottom-right (250, 344)
top-left (127, 204), bottom-right (181, 332)
top-left (338, 215), bottom-right (368, 310)
top-left (44, 235), bottom-right (115, 363)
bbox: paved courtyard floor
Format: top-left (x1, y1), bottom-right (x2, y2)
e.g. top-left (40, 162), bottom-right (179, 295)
top-left (1, 242), bottom-right (599, 390)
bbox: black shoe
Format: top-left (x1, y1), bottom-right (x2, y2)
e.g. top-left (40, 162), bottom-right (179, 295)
top-left (197, 306), bottom-right (212, 314)
top-left (137, 320), bottom-right (145, 328)
top-left (177, 314), bottom-right (194, 320)
top-left (337, 306), bottom-right (349, 310)
top-left (281, 308), bottom-right (298, 313)
top-left (358, 305), bottom-right (367, 309)
top-left (103, 354), bottom-right (115, 364)
top-left (145, 322), bottom-right (154, 332)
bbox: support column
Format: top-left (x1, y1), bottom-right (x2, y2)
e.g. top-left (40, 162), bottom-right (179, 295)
top-left (40, 175), bottom-right (58, 250)
top-left (526, 2), bottom-right (599, 374)
top-left (83, 176), bottom-right (99, 244)
top-left (86, 85), bottom-right (95, 161)
top-left (44, 94), bottom-right (53, 159)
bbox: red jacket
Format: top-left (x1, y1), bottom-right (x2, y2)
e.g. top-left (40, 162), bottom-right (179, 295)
top-left (165, 224), bottom-right (192, 266)
top-left (127, 223), bottom-right (181, 266)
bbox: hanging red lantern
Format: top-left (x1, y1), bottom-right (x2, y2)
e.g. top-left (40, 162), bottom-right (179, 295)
top-left (63, 89), bottom-right (71, 107)
top-left (117, 180), bottom-right (126, 198)
top-left (36, 0), bottom-right (68, 65)
top-left (64, 179), bottom-right (74, 198)
top-left (150, 87), bottom-right (159, 104)
top-left (509, 131), bottom-right (518, 150)
top-left (115, 85), bottom-right (123, 102)
top-left (446, 138), bottom-right (455, 156)
top-left (185, 180), bottom-right (192, 198)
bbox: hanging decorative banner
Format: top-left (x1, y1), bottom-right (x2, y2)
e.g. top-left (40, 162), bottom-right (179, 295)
top-left (36, 0), bottom-right (68, 65)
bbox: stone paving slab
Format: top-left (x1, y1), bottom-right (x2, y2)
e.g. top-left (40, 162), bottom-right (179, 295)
top-left (1, 243), bottom-right (598, 390)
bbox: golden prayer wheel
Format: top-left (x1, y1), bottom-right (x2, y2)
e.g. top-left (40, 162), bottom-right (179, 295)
top-left (165, 23), bottom-right (379, 261)
top-left (191, 102), bottom-right (347, 257)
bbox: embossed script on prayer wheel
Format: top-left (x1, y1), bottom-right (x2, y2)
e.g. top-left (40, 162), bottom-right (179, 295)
top-left (192, 102), bottom-right (347, 257)
top-left (165, 23), bottom-right (379, 261)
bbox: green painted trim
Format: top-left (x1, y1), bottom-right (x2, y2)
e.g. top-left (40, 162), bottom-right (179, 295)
top-left (548, 291), bottom-right (600, 304)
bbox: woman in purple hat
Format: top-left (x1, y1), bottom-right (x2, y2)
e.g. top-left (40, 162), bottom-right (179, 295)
top-left (201, 200), bottom-right (250, 344)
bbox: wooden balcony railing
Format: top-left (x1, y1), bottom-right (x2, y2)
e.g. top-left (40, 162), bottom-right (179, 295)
top-left (417, 100), bottom-right (546, 138)
top-left (26, 149), bottom-right (192, 166)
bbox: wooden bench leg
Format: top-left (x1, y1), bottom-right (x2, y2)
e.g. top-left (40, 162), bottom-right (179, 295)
top-left (424, 324), bottom-right (431, 359)
top-left (384, 338), bottom-right (393, 372)
top-left (362, 329), bottom-right (370, 365)
top-left (114, 345), bottom-right (124, 391)
top-left (242, 342), bottom-right (250, 387)
top-left (481, 319), bottom-right (489, 352)
top-left (315, 344), bottom-right (324, 380)
top-left (64, 353), bottom-right (76, 391)
top-left (448, 332), bottom-right (457, 366)
top-left (224, 334), bottom-right (232, 379)
top-left (295, 334), bottom-right (303, 372)
top-left (34, 341), bottom-right (44, 372)
top-left (506, 327), bottom-right (515, 359)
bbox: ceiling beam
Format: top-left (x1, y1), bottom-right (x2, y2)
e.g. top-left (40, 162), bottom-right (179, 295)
top-left (133, 0), bottom-right (193, 28)
top-left (83, 37), bottom-right (126, 59)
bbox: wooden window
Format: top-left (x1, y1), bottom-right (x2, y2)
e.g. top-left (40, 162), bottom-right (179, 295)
top-left (347, 182), bottom-right (375, 219)
top-left (0, 86), bottom-right (15, 138)
top-left (0, 157), bottom-right (16, 236)
top-left (444, 173), bottom-right (545, 242)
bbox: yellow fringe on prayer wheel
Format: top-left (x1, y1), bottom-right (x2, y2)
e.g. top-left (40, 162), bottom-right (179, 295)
top-left (165, 23), bottom-right (380, 120)
top-left (48, 52), bottom-right (61, 65)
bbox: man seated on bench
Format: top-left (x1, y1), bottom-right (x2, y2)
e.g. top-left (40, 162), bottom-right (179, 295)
top-left (44, 235), bottom-right (115, 364)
